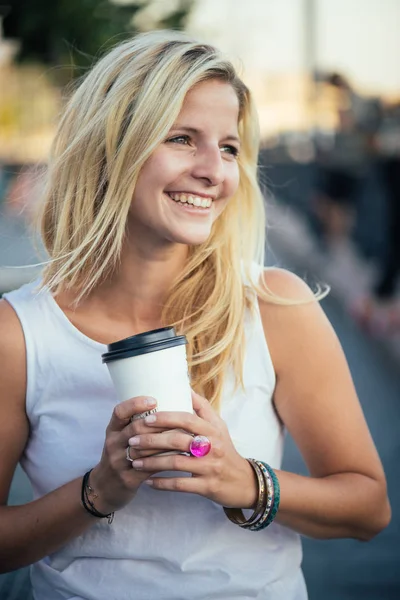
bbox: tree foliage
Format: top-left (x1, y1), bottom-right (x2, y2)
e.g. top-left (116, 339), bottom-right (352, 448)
top-left (3, 0), bottom-right (193, 77)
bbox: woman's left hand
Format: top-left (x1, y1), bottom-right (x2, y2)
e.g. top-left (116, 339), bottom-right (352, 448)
top-left (128, 391), bottom-right (258, 509)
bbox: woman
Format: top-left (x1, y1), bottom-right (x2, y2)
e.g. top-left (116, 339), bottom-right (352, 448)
top-left (0, 30), bottom-right (390, 599)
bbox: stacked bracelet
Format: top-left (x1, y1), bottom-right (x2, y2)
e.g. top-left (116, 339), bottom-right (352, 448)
top-left (223, 459), bottom-right (280, 532)
top-left (223, 459), bottom-right (266, 526)
top-left (81, 469), bottom-right (114, 524)
top-left (248, 462), bottom-right (279, 531)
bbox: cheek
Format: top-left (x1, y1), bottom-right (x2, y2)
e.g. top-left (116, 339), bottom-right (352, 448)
top-left (136, 155), bottom-right (165, 191)
top-left (144, 150), bottom-right (186, 188)
top-left (224, 163), bottom-right (240, 197)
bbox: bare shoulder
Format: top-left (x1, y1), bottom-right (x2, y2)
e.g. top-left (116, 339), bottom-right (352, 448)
top-left (256, 273), bottom-right (385, 485)
top-left (0, 298), bottom-right (29, 504)
top-left (0, 297), bottom-right (27, 365)
top-left (257, 268), bottom-right (333, 372)
top-left (259, 267), bottom-right (320, 304)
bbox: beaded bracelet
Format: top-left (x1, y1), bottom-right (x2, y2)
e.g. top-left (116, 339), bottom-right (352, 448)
top-left (261, 462), bottom-right (280, 528)
top-left (81, 470), bottom-right (114, 524)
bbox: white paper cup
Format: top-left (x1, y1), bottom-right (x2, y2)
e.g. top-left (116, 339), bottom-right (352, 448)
top-left (102, 327), bottom-right (193, 457)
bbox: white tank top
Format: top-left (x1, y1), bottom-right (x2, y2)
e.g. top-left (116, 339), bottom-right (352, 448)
top-left (4, 279), bottom-right (307, 600)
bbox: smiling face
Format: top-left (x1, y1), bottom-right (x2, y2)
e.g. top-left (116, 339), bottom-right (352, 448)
top-left (128, 79), bottom-right (241, 247)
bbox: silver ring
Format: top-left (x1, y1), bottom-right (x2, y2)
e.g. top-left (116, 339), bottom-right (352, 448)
top-left (126, 446), bottom-right (134, 462)
top-left (130, 408), bottom-right (157, 422)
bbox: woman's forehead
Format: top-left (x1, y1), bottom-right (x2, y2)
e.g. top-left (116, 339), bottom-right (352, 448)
top-left (175, 80), bottom-right (240, 129)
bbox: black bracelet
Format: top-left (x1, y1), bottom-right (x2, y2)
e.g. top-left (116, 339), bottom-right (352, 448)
top-left (81, 469), bottom-right (114, 524)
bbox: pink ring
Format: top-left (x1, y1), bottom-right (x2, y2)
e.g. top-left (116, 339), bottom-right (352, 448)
top-left (189, 435), bottom-right (211, 458)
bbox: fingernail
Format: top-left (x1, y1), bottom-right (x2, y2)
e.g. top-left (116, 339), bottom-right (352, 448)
top-left (144, 415), bottom-right (157, 424)
top-left (128, 436), bottom-right (140, 446)
top-left (132, 459), bottom-right (143, 469)
top-left (144, 479), bottom-right (153, 486)
top-left (145, 397), bottom-right (156, 407)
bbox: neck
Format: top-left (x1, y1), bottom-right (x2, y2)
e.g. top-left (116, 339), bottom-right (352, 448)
top-left (93, 236), bottom-right (189, 330)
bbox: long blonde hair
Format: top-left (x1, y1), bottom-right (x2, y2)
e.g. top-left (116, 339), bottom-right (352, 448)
top-left (39, 30), bottom-right (322, 408)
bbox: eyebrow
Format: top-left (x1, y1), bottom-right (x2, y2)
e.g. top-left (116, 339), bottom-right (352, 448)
top-left (169, 125), bottom-right (240, 144)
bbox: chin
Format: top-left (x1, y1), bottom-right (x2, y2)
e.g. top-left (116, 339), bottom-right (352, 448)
top-left (173, 233), bottom-right (211, 246)
top-left (168, 225), bottom-right (213, 246)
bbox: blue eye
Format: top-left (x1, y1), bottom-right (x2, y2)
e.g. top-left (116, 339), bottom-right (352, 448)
top-left (222, 145), bottom-right (239, 157)
top-left (166, 135), bottom-right (190, 145)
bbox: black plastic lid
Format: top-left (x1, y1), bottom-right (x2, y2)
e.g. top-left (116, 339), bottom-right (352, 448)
top-left (101, 326), bottom-right (187, 363)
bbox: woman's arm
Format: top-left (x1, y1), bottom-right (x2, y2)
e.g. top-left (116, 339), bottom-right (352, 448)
top-left (0, 299), bottom-right (159, 573)
top-left (0, 299), bottom-right (100, 572)
top-left (258, 268), bottom-right (391, 540)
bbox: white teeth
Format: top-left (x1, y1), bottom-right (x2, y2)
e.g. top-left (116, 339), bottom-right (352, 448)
top-left (167, 192), bottom-right (212, 208)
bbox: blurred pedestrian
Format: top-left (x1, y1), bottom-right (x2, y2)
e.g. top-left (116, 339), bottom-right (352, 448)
top-left (312, 73), bottom-right (380, 247)
top-left (0, 31), bottom-right (391, 599)
top-left (352, 101), bottom-right (400, 333)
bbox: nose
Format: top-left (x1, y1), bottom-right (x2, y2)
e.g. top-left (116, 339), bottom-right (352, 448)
top-left (191, 145), bottom-right (225, 187)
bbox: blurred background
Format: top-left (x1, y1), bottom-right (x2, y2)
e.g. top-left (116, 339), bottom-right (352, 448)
top-left (0, 1), bottom-right (399, 599)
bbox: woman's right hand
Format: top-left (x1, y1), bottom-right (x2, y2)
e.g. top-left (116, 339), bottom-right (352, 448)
top-left (88, 396), bottom-right (163, 515)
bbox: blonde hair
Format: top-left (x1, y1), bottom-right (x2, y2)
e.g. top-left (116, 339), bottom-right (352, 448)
top-left (38, 30), bottom-right (324, 409)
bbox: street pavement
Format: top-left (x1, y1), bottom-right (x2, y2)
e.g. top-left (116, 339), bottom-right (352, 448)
top-left (0, 212), bottom-right (42, 294)
top-left (0, 208), bottom-right (399, 599)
